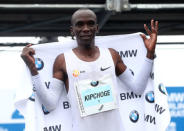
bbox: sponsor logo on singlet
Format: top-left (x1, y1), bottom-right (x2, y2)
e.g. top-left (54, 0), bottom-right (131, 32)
top-left (100, 66), bottom-right (111, 71)
top-left (35, 58), bottom-right (44, 70)
top-left (90, 81), bottom-right (99, 87)
top-left (72, 69), bottom-right (86, 77)
top-left (73, 70), bottom-right (80, 77)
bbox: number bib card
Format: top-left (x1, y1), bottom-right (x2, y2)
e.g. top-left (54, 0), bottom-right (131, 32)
top-left (74, 74), bottom-right (117, 117)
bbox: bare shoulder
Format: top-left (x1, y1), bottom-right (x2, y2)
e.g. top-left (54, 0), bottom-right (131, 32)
top-left (108, 48), bottom-right (118, 54)
top-left (53, 53), bottom-right (67, 79)
top-left (55, 53), bottom-right (65, 62)
top-left (108, 48), bottom-right (120, 63)
top-left (54, 53), bottom-right (65, 68)
top-left (108, 48), bottom-right (126, 75)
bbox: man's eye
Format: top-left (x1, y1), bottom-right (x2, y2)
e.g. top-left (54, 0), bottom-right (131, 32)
top-left (76, 22), bottom-right (84, 27)
top-left (88, 21), bottom-right (95, 26)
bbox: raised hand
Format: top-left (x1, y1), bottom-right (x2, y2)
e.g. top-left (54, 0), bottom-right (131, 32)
top-left (140, 19), bottom-right (158, 59)
top-left (21, 44), bottom-right (38, 75)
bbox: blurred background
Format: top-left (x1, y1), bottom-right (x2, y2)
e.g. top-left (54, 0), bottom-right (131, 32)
top-left (0, 0), bottom-right (184, 131)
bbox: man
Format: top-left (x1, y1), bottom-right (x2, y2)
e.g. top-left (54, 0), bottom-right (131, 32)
top-left (21, 8), bottom-right (158, 131)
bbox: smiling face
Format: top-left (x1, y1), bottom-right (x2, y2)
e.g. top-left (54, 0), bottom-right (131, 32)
top-left (71, 9), bottom-right (98, 47)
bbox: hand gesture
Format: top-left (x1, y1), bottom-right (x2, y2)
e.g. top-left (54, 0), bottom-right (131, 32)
top-left (21, 44), bottom-right (38, 75)
top-left (140, 19), bottom-right (158, 59)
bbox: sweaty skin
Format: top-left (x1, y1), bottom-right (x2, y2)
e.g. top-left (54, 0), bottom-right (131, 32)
top-left (21, 9), bottom-right (158, 94)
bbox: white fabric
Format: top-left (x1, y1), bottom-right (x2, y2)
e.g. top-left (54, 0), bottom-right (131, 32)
top-left (14, 33), bottom-right (170, 131)
top-left (64, 47), bottom-right (124, 131)
top-left (119, 57), bottom-right (153, 95)
top-left (32, 75), bottom-right (64, 111)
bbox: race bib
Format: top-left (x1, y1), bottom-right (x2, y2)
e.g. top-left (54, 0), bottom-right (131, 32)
top-left (74, 74), bottom-right (117, 117)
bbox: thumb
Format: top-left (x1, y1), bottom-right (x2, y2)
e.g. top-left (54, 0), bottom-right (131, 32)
top-left (140, 33), bottom-right (147, 42)
top-left (26, 43), bottom-right (32, 47)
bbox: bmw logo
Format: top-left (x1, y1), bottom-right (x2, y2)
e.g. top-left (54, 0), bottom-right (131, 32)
top-left (158, 83), bottom-right (167, 95)
top-left (42, 105), bottom-right (50, 115)
top-left (35, 58), bottom-right (44, 70)
top-left (129, 110), bottom-right (139, 123)
top-left (29, 93), bottom-right (35, 102)
top-left (90, 81), bottom-right (99, 87)
top-left (145, 91), bottom-right (154, 103)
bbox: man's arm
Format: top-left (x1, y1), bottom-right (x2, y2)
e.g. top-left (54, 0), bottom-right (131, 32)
top-left (21, 44), bottom-right (38, 76)
top-left (114, 50), bottom-right (153, 95)
top-left (53, 54), bottom-right (68, 92)
top-left (110, 19), bottom-right (158, 95)
top-left (21, 46), bottom-right (65, 111)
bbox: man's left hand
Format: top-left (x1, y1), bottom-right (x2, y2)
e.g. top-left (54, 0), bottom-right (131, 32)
top-left (140, 19), bottom-right (158, 59)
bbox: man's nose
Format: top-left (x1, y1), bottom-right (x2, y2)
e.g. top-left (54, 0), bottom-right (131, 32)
top-left (82, 24), bottom-right (90, 32)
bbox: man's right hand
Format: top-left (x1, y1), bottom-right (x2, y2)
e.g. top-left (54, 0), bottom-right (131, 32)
top-left (21, 44), bottom-right (38, 76)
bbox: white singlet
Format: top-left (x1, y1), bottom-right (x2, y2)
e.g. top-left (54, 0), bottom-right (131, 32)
top-left (64, 47), bottom-right (124, 131)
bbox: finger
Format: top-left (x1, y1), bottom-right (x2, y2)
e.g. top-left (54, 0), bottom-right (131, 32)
top-left (155, 20), bottom-right (159, 33)
top-left (26, 43), bottom-right (32, 47)
top-left (151, 19), bottom-right (154, 32)
top-left (21, 47), bottom-right (35, 60)
top-left (27, 55), bottom-right (35, 63)
top-left (28, 48), bottom-right (35, 55)
top-left (144, 24), bottom-right (151, 36)
top-left (140, 33), bottom-right (147, 41)
top-left (24, 46), bottom-right (35, 55)
top-left (22, 51), bottom-right (35, 63)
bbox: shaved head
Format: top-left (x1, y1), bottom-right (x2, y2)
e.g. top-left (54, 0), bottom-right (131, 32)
top-left (71, 8), bottom-right (97, 25)
top-left (70, 8), bottom-right (99, 46)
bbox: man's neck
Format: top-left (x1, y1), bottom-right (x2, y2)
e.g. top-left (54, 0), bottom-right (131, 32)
top-left (73, 45), bottom-right (100, 62)
top-left (76, 44), bottom-right (96, 55)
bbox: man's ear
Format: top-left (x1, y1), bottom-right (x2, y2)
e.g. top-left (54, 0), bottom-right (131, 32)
top-left (70, 26), bottom-right (73, 35)
top-left (70, 26), bottom-right (75, 40)
top-left (71, 26), bottom-right (76, 35)
top-left (96, 24), bottom-right (99, 33)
